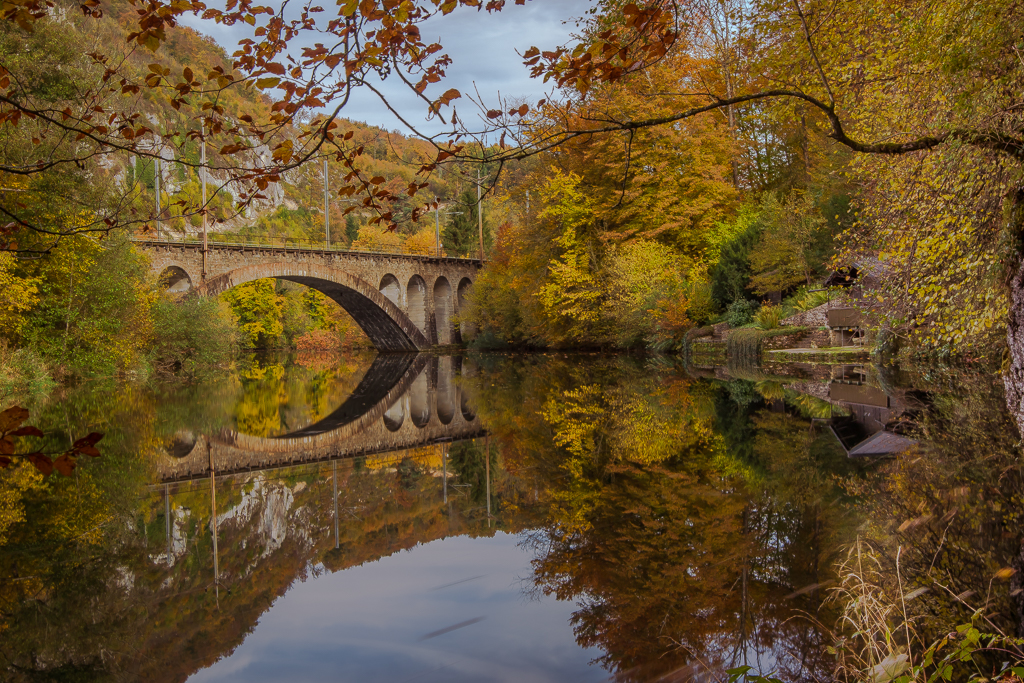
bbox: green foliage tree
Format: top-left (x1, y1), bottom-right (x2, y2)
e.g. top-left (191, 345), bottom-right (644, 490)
top-left (19, 234), bottom-right (153, 376)
top-left (150, 296), bottom-right (237, 376)
top-left (441, 188), bottom-right (481, 258)
top-left (748, 193), bottom-right (829, 297)
top-left (710, 212), bottom-right (761, 310)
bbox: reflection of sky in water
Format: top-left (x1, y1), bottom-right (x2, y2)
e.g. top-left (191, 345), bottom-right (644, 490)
top-left (187, 533), bottom-right (605, 683)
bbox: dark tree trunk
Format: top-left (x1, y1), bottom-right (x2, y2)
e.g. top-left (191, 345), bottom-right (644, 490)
top-left (1003, 188), bottom-right (1024, 636)
top-left (1004, 188), bottom-right (1024, 436)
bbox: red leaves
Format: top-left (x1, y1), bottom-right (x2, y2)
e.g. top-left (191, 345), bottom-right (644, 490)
top-left (27, 453), bottom-right (52, 476)
top-left (486, 109), bottom-right (503, 119)
top-left (430, 87), bottom-right (461, 114)
top-left (53, 454), bottom-right (76, 476)
top-left (73, 433), bottom-right (103, 458)
top-left (0, 406), bottom-right (28, 432)
top-left (0, 405), bottom-right (102, 476)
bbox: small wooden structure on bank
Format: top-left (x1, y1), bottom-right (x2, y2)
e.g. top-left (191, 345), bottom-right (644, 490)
top-left (822, 256), bottom-right (892, 345)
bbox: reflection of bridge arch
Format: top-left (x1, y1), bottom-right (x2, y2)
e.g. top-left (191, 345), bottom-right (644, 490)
top-left (156, 354), bottom-right (482, 482)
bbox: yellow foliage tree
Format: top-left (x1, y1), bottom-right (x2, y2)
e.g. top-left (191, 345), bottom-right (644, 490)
top-left (0, 254), bottom-right (38, 340)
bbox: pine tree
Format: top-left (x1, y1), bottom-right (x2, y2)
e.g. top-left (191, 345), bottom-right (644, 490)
top-left (441, 189), bottom-right (479, 257)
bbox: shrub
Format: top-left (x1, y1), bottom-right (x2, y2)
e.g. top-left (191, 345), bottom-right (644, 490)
top-left (793, 289), bottom-right (830, 312)
top-left (151, 296), bottom-right (238, 376)
top-left (295, 328), bottom-right (340, 353)
top-left (754, 303), bottom-right (785, 330)
top-left (725, 299), bottom-right (757, 327)
top-left (0, 344), bottom-right (54, 401)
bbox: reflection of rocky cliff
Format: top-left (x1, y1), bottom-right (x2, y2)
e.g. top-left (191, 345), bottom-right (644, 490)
top-left (129, 444), bottom-right (518, 683)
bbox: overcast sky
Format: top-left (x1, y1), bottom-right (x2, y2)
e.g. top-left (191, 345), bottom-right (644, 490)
top-left (180, 0), bottom-right (594, 135)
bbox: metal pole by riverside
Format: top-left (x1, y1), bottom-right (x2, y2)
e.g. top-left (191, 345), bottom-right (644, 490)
top-left (477, 168), bottom-right (484, 261)
top-left (443, 443), bottom-right (447, 504)
top-left (201, 130), bottom-right (207, 280)
top-left (434, 196), bottom-right (441, 257)
top-left (323, 158), bottom-right (330, 248)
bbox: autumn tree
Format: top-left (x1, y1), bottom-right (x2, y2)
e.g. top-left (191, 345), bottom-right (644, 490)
top-left (747, 192), bottom-right (830, 296)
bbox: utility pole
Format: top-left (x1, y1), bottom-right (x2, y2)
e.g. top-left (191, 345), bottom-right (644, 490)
top-left (323, 158), bottom-right (330, 248)
top-left (485, 436), bottom-right (491, 527)
top-left (434, 196), bottom-right (441, 257)
top-left (201, 130), bottom-right (208, 280)
top-left (209, 442), bottom-right (219, 598)
top-left (165, 483), bottom-right (172, 566)
top-left (477, 168), bottom-right (484, 261)
top-left (333, 460), bottom-right (339, 549)
top-left (155, 155), bottom-right (161, 239)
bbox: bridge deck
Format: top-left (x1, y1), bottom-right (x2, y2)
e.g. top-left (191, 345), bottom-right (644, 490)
top-left (131, 237), bottom-right (482, 265)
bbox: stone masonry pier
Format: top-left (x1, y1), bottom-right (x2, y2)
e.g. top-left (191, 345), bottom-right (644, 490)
top-left (135, 239), bottom-right (481, 351)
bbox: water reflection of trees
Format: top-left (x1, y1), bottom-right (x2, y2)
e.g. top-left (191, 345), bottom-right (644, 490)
top-left (466, 355), bottom-right (861, 682)
top-left (846, 367), bottom-right (1024, 644)
top-left (6, 355), bottom-right (1024, 682)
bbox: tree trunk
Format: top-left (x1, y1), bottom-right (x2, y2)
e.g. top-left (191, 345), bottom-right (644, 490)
top-left (1003, 188), bottom-right (1024, 436)
top-left (1003, 188), bottom-right (1024, 637)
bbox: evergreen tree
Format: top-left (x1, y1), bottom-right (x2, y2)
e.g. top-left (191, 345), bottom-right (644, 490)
top-left (441, 188), bottom-right (480, 258)
top-left (345, 214), bottom-right (359, 244)
top-left (710, 222), bottom-right (761, 310)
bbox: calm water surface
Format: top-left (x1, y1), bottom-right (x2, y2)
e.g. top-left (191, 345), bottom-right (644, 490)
top-left (1, 352), bottom-right (1021, 682)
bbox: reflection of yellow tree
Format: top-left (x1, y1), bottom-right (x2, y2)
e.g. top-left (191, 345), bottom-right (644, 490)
top-left (232, 355), bottom-right (375, 437)
top-left (469, 356), bottom-right (848, 680)
top-left (0, 462), bottom-right (43, 545)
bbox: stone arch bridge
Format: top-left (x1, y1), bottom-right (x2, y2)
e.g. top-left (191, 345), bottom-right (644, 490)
top-left (155, 354), bottom-right (485, 483)
top-left (135, 239), bottom-right (481, 351)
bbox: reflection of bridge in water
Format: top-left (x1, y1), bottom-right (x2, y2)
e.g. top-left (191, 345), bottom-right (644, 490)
top-left (156, 354), bottom-right (484, 483)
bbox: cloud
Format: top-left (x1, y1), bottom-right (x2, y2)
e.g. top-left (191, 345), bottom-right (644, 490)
top-left (186, 533), bottom-right (605, 683)
top-left (179, 0), bottom-right (594, 135)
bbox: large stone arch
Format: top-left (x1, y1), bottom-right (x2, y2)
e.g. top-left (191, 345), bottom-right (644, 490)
top-left (196, 262), bottom-right (429, 351)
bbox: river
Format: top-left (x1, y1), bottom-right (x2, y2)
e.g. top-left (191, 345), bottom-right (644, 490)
top-left (1, 352), bottom-right (1020, 682)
